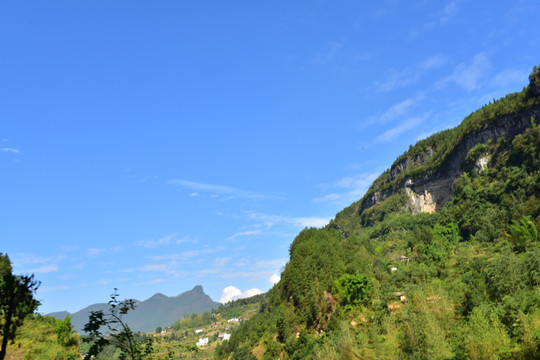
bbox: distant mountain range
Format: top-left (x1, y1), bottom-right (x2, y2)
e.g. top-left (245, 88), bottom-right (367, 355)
top-left (48, 285), bottom-right (220, 333)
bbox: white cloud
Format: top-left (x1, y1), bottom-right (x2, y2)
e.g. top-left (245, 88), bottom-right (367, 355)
top-left (1, 147), bottom-right (19, 153)
top-left (253, 258), bottom-right (287, 269)
top-left (219, 286), bottom-right (263, 304)
top-left (372, 56), bottom-right (446, 93)
top-left (291, 217), bottom-right (329, 228)
top-left (136, 261), bottom-right (185, 277)
top-left (407, 2), bottom-right (459, 40)
top-left (313, 172), bottom-right (380, 206)
top-left (443, 53), bottom-right (490, 91)
top-left (269, 273), bottom-right (281, 285)
top-left (246, 212), bottom-right (330, 229)
top-left (87, 248), bottom-right (105, 256)
top-left (137, 234), bottom-right (177, 248)
top-left (227, 230), bottom-right (262, 241)
top-left (440, 1), bottom-right (458, 24)
top-left (27, 264), bottom-right (58, 273)
top-left (176, 236), bottom-right (196, 244)
top-left (375, 115), bottom-right (426, 143)
top-left (167, 179), bottom-right (266, 200)
top-left (214, 257), bottom-right (230, 267)
top-left (146, 250), bottom-right (201, 261)
top-left (71, 263), bottom-right (84, 270)
top-left (365, 93), bottom-right (424, 126)
top-left (11, 253), bottom-right (63, 265)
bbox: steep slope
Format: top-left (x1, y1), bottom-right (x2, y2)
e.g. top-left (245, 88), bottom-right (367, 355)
top-left (5, 315), bottom-right (80, 360)
top-left (216, 66), bottom-right (540, 360)
top-left (50, 285), bottom-right (219, 333)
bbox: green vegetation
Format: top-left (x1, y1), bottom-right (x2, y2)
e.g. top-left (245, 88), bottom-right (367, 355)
top-left (3, 66), bottom-right (540, 360)
top-left (77, 291), bottom-right (262, 359)
top-left (0, 254), bottom-right (40, 360)
top-left (351, 65), bottom-right (540, 216)
top-left (215, 67), bottom-right (540, 359)
top-left (82, 289), bottom-right (155, 360)
top-left (4, 314), bottom-right (80, 360)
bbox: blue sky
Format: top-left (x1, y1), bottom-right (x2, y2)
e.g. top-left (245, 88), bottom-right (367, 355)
top-left (1, 1), bottom-right (539, 314)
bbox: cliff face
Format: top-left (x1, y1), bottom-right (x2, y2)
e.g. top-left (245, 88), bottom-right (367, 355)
top-left (360, 105), bottom-right (540, 215)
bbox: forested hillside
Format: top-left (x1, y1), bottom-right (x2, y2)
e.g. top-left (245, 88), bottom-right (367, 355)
top-left (216, 66), bottom-right (540, 359)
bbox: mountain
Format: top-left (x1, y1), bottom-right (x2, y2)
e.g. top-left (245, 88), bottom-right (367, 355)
top-left (49, 285), bottom-right (220, 334)
top-left (215, 67), bottom-right (540, 359)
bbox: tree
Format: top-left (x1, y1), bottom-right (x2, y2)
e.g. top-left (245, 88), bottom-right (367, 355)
top-left (83, 288), bottom-right (153, 360)
top-left (57, 315), bottom-right (76, 346)
top-left (0, 253), bottom-right (40, 360)
top-left (334, 273), bottom-right (372, 309)
top-left (506, 216), bottom-right (538, 252)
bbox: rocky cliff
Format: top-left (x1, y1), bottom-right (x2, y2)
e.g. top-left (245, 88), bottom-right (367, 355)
top-left (358, 107), bottom-right (539, 217)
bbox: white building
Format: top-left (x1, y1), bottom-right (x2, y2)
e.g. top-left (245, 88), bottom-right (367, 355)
top-left (227, 317), bottom-right (239, 323)
top-left (197, 337), bottom-right (209, 347)
top-left (219, 333), bottom-right (231, 341)
top-left (195, 329), bottom-right (203, 334)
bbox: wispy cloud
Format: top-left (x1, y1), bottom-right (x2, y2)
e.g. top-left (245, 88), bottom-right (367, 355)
top-left (252, 258), bottom-right (287, 269)
top-left (27, 264), bottom-right (59, 274)
top-left (167, 179), bottom-right (267, 200)
top-left (365, 94), bottom-right (424, 126)
top-left (11, 253), bottom-right (63, 265)
top-left (440, 53), bottom-right (490, 91)
top-left (137, 233), bottom-right (177, 248)
top-left (134, 261), bottom-right (186, 277)
top-left (407, 1), bottom-right (459, 40)
top-left (1, 147), bottom-right (19, 153)
top-left (227, 230), bottom-right (262, 241)
top-left (372, 55), bottom-right (446, 93)
top-left (146, 250), bottom-right (202, 262)
top-left (11, 254), bottom-right (64, 275)
top-left (315, 41), bottom-right (343, 64)
top-left (214, 257), bottom-right (230, 267)
top-left (375, 115), bottom-right (427, 143)
top-left (245, 212), bottom-right (330, 229)
top-left (313, 172), bottom-right (380, 206)
top-left (87, 248), bottom-right (105, 256)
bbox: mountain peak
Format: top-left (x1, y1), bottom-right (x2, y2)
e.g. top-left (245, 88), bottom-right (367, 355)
top-left (148, 293), bottom-right (167, 300)
top-left (191, 285), bottom-right (204, 293)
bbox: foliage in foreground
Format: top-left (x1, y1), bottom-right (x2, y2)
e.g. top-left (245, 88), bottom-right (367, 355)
top-left (0, 254), bottom-right (40, 360)
top-left (4, 314), bottom-right (80, 360)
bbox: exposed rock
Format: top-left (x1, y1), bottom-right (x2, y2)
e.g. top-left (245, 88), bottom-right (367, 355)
top-left (474, 155), bottom-right (489, 174)
top-left (360, 106), bottom-right (540, 214)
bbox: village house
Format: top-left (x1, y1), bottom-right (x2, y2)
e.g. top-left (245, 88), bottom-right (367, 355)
top-left (196, 337), bottom-right (209, 347)
top-left (218, 333), bottom-right (231, 341)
